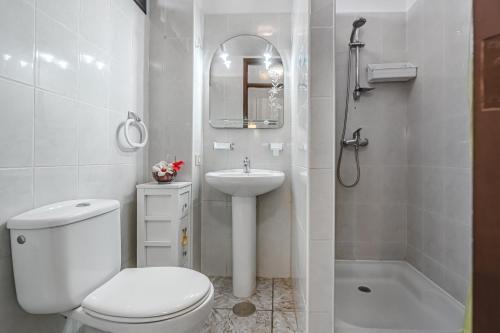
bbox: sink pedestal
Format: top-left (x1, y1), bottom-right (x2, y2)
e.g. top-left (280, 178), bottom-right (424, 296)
top-left (232, 196), bottom-right (256, 298)
top-left (204, 169), bottom-right (286, 298)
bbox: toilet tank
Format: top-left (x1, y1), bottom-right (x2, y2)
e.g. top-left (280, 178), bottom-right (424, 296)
top-left (7, 199), bottom-right (121, 314)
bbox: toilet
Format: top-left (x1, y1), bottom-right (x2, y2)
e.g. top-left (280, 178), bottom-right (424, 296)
top-left (7, 199), bottom-right (213, 333)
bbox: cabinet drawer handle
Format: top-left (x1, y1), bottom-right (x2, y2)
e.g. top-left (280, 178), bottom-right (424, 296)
top-left (184, 203), bottom-right (188, 208)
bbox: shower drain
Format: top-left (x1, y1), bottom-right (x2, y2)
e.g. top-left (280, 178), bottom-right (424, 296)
top-left (232, 301), bottom-right (256, 317)
top-left (358, 286), bottom-right (372, 293)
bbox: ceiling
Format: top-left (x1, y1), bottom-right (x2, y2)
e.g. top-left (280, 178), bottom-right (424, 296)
top-left (336, 0), bottom-right (418, 13)
top-left (198, 0), bottom-right (292, 14)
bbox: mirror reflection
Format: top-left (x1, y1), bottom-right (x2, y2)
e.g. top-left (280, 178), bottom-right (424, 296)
top-left (209, 35), bottom-right (284, 129)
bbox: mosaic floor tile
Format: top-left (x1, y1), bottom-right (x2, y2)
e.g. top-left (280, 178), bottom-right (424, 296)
top-left (203, 276), bottom-right (298, 332)
top-left (202, 308), bottom-right (272, 333)
top-left (273, 311), bottom-right (298, 333)
top-left (273, 278), bottom-right (295, 311)
top-left (211, 276), bottom-right (273, 310)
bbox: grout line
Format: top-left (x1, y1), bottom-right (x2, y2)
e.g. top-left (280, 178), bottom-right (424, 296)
top-left (31, 0), bottom-right (37, 209)
top-left (271, 278), bottom-right (275, 333)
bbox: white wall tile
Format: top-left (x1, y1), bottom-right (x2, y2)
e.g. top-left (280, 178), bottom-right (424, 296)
top-left (0, 1), bottom-right (146, 330)
top-left (257, 179), bottom-right (291, 278)
top-left (109, 57), bottom-right (132, 113)
top-left (0, 168), bottom-right (33, 245)
top-left (78, 38), bottom-right (110, 108)
top-left (0, 79), bottom-right (34, 168)
top-left (199, 13), bottom-right (293, 278)
top-left (335, 12), bottom-right (408, 261)
top-left (309, 240), bottom-right (334, 312)
top-left (311, 27), bottom-right (333, 97)
top-left (34, 90), bottom-right (77, 166)
top-left (80, 0), bottom-right (111, 52)
top-left (308, 311), bottom-right (333, 333)
top-left (77, 165), bottom-right (114, 199)
top-left (311, 0), bottom-right (333, 27)
top-left (201, 201), bottom-right (232, 276)
top-left (0, 0), bottom-right (35, 84)
top-left (310, 169), bottom-right (333, 240)
top-left (405, 0), bottom-right (472, 303)
top-left (35, 11), bottom-right (78, 97)
top-left (310, 98), bottom-right (334, 168)
top-left (34, 166), bottom-right (77, 207)
top-left (110, 3), bottom-right (132, 62)
top-left (37, 0), bottom-right (79, 33)
top-left (77, 103), bottom-right (109, 165)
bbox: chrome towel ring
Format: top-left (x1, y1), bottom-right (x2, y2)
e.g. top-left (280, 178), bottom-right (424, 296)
top-left (124, 111), bottom-right (148, 149)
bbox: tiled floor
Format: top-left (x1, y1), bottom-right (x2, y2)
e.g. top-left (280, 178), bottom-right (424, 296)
top-left (202, 277), bottom-right (298, 333)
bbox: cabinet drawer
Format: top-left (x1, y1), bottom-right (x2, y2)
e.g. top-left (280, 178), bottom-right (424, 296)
top-left (145, 194), bottom-right (176, 217)
top-left (145, 219), bottom-right (174, 242)
top-left (146, 246), bottom-right (175, 267)
top-left (179, 191), bottom-right (190, 218)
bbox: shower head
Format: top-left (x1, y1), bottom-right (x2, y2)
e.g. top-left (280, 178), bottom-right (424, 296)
top-left (352, 17), bottom-right (367, 28)
top-left (350, 17), bottom-right (367, 43)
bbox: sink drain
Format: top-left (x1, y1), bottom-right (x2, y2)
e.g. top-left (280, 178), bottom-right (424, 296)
top-left (232, 301), bottom-right (256, 317)
top-left (358, 286), bottom-right (372, 293)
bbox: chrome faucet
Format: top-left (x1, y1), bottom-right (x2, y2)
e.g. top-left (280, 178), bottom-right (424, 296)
top-left (342, 128), bottom-right (369, 149)
top-left (243, 157), bottom-right (251, 173)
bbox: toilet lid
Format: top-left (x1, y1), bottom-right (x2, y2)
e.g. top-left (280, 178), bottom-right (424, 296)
top-left (82, 267), bottom-right (211, 322)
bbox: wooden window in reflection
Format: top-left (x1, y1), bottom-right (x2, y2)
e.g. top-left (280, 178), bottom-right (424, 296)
top-left (480, 34), bottom-right (500, 111)
top-left (242, 58), bottom-right (283, 128)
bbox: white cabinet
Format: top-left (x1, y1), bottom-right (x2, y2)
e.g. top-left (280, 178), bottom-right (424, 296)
top-left (136, 182), bottom-right (192, 268)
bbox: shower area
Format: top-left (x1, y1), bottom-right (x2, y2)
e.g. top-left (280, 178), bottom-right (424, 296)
top-left (334, 0), bottom-right (472, 332)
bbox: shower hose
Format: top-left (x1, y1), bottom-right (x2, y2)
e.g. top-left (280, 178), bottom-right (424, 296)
top-left (336, 46), bottom-right (361, 188)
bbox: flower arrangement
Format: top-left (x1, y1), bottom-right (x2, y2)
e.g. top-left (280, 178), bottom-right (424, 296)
top-left (152, 160), bottom-right (184, 183)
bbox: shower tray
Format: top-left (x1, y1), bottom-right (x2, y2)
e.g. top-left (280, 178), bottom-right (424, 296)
top-left (335, 261), bottom-right (465, 333)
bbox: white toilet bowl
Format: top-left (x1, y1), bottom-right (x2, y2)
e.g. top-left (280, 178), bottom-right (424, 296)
top-left (7, 200), bottom-right (213, 333)
top-left (69, 267), bottom-right (214, 333)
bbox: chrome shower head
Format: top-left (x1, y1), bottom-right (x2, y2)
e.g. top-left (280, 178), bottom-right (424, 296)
top-left (350, 17), bottom-right (367, 43)
top-left (352, 17), bottom-right (367, 28)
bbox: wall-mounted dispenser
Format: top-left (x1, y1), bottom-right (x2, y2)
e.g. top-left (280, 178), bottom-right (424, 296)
top-left (367, 63), bottom-right (417, 83)
top-left (213, 142), bottom-right (234, 150)
top-left (269, 143), bottom-right (284, 157)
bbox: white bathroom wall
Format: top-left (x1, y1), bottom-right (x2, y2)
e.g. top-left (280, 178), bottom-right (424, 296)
top-left (192, 0), bottom-right (204, 271)
top-left (148, 0), bottom-right (194, 179)
top-left (201, 12), bottom-right (292, 278)
top-left (335, 11), bottom-right (409, 260)
top-left (291, 0), bottom-right (336, 331)
top-left (148, 0), bottom-right (205, 271)
top-left (308, 0), bottom-right (336, 331)
top-left (290, 0), bottom-right (310, 329)
top-left (0, 0), bottom-right (147, 331)
top-left (333, 0), bottom-right (472, 305)
top-left (406, 0), bottom-right (472, 304)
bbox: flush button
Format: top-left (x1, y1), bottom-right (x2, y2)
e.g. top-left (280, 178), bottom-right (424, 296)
top-left (17, 235), bottom-right (26, 244)
top-left (76, 202), bottom-right (91, 207)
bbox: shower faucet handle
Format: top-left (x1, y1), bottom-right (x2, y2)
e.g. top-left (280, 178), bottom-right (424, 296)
top-left (353, 86), bottom-right (375, 100)
top-left (343, 128), bottom-right (369, 148)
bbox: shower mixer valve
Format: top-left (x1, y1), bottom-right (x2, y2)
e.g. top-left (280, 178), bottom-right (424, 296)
top-left (342, 128), bottom-right (369, 149)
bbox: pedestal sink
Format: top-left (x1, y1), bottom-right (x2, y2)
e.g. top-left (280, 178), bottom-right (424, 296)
top-left (205, 169), bottom-right (285, 297)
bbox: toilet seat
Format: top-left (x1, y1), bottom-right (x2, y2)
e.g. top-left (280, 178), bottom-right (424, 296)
top-left (81, 267), bottom-right (211, 324)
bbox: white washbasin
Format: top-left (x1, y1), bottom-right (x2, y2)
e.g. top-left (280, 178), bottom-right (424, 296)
top-left (205, 169), bottom-right (285, 197)
top-left (204, 168), bottom-right (286, 298)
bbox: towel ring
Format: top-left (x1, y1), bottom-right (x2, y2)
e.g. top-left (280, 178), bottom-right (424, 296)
top-left (124, 111), bottom-right (148, 149)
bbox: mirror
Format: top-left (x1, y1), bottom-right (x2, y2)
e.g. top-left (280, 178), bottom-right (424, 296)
top-left (209, 35), bottom-right (284, 129)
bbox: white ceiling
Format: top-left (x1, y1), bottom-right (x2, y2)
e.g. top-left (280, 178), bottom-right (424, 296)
top-left (199, 0), bottom-right (418, 15)
top-left (336, 0), bottom-right (418, 13)
top-left (198, 0), bottom-right (292, 14)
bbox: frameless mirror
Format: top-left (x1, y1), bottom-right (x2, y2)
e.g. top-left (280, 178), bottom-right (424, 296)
top-left (209, 35), bottom-right (284, 129)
